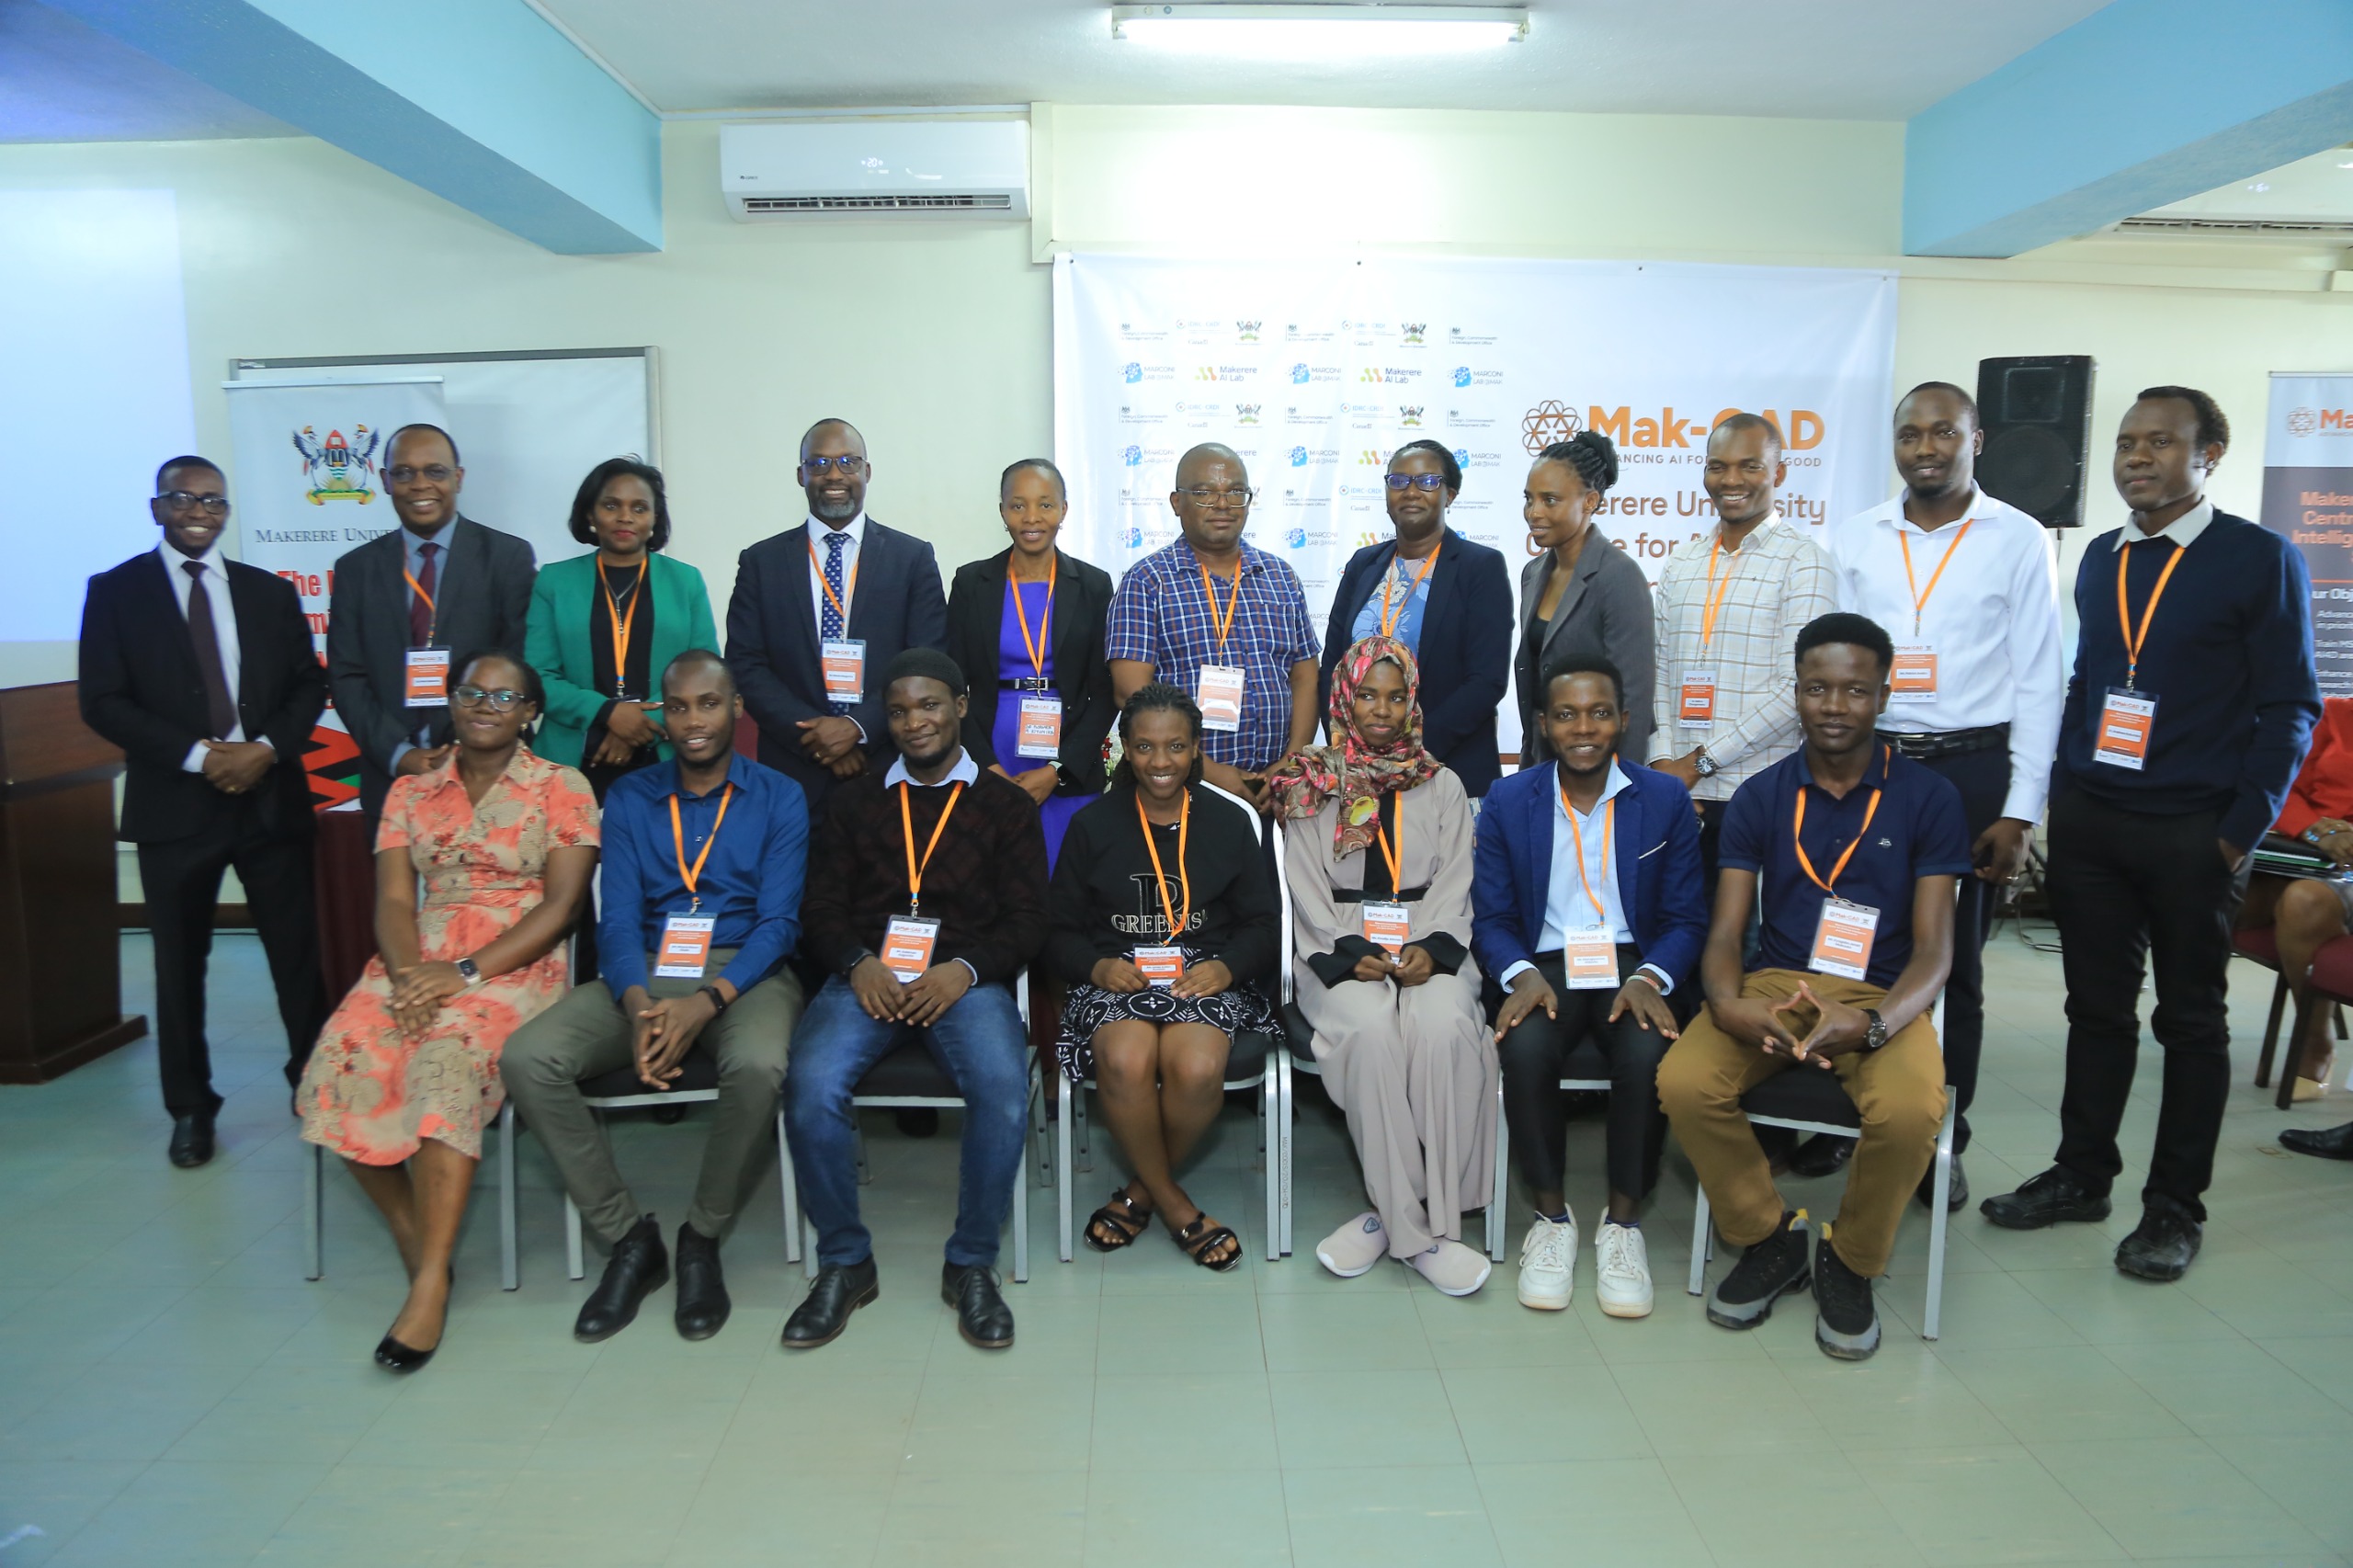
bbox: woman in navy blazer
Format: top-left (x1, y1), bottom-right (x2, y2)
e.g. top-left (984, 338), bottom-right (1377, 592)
top-left (1319, 441), bottom-right (1514, 797)
top-left (1470, 653), bottom-right (1707, 1317)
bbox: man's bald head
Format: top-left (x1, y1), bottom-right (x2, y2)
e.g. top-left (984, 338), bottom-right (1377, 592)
top-left (663, 648), bottom-right (737, 702)
top-left (800, 418), bottom-right (866, 462)
top-left (1176, 442), bottom-right (1245, 490)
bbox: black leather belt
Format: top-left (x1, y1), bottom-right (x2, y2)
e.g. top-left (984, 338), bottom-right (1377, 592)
top-left (1336, 884), bottom-right (1429, 903)
top-left (999, 678), bottom-right (1055, 693)
top-left (1881, 723), bottom-right (2009, 761)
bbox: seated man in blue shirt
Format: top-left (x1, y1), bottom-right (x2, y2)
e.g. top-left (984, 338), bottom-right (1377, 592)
top-left (1658, 613), bottom-right (1968, 1360)
top-left (500, 650), bottom-right (808, 1344)
top-left (1472, 654), bottom-right (1707, 1320)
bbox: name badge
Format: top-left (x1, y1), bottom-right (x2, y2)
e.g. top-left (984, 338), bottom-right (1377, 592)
top-left (881, 915), bottom-right (940, 983)
top-left (1677, 666), bottom-right (1717, 728)
top-left (1197, 665), bottom-right (1246, 733)
top-left (1889, 645), bottom-right (1938, 701)
top-left (1017, 697), bottom-right (1063, 760)
top-left (1360, 900), bottom-right (1411, 953)
top-left (1563, 926), bottom-right (1620, 990)
top-left (404, 647), bottom-right (450, 709)
top-left (654, 915), bottom-right (716, 979)
top-left (822, 639), bottom-right (866, 704)
top-left (1809, 897), bottom-right (1880, 981)
top-left (1133, 946), bottom-right (1186, 986)
top-left (2094, 688), bottom-right (2157, 772)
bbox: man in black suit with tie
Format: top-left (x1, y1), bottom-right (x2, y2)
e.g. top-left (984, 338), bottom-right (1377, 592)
top-left (80, 457), bottom-right (333, 1166)
top-left (326, 424), bottom-right (536, 818)
top-left (725, 418), bottom-right (949, 812)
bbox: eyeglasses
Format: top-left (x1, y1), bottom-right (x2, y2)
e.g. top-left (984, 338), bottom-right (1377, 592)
top-left (1180, 486), bottom-right (1256, 509)
top-left (388, 465), bottom-right (456, 484)
top-left (801, 455), bottom-right (867, 474)
top-left (451, 685), bottom-right (529, 710)
top-left (157, 491), bottom-right (230, 515)
top-left (1384, 473), bottom-right (1448, 492)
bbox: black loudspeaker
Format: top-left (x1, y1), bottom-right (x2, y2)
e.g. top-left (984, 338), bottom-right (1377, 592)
top-left (1975, 355), bottom-right (2097, 528)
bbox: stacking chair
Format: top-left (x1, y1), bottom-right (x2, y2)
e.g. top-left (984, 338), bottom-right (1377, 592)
top-left (302, 1103), bottom-right (521, 1288)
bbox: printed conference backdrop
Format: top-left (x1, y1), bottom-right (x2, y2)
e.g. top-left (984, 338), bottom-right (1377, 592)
top-left (1052, 254), bottom-right (1899, 751)
top-left (2260, 372), bottom-right (2353, 699)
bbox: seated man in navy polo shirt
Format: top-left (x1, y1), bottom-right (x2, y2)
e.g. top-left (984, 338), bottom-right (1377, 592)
top-left (1657, 612), bottom-right (1969, 1360)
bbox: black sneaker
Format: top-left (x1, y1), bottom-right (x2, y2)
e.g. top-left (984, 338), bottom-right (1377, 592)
top-left (1980, 1166), bottom-right (2110, 1231)
top-left (2114, 1200), bottom-right (2201, 1283)
top-left (1706, 1210), bottom-right (1811, 1330)
top-left (1812, 1229), bottom-right (1881, 1360)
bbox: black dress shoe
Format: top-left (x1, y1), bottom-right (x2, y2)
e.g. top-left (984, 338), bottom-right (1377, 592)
top-left (1980, 1166), bottom-right (2110, 1230)
top-left (942, 1262), bottom-right (1015, 1350)
top-left (896, 1108), bottom-right (940, 1138)
top-left (2280, 1121), bottom-right (2353, 1160)
top-left (373, 1333), bottom-right (435, 1373)
top-left (673, 1222), bottom-right (731, 1341)
top-left (1789, 1133), bottom-right (1854, 1180)
top-left (574, 1214), bottom-right (669, 1343)
top-left (2115, 1201), bottom-right (2201, 1282)
top-left (168, 1109), bottom-right (216, 1169)
top-left (1917, 1153), bottom-right (1969, 1211)
top-left (782, 1259), bottom-right (880, 1349)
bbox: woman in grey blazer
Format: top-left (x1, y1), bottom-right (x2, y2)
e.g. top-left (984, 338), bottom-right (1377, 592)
top-left (1514, 432), bottom-right (1655, 767)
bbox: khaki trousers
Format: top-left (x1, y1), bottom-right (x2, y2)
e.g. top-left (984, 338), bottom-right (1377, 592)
top-left (1657, 969), bottom-right (1945, 1278)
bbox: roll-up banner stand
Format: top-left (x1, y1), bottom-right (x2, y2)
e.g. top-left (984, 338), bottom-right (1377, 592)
top-left (2260, 372), bottom-right (2353, 699)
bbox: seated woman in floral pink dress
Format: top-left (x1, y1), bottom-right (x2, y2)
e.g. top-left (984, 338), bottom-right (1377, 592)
top-left (300, 651), bottom-right (597, 1370)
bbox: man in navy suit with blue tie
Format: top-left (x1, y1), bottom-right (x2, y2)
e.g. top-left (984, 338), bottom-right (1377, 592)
top-left (1472, 653), bottom-right (1708, 1320)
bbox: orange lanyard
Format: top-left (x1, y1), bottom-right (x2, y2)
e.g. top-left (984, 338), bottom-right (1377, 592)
top-left (1372, 792), bottom-right (1404, 892)
top-left (809, 536), bottom-right (859, 627)
top-left (403, 567), bottom-right (438, 639)
top-left (1136, 790), bottom-right (1191, 939)
top-left (1561, 780), bottom-right (1614, 924)
top-left (1197, 557), bottom-right (1242, 652)
top-left (602, 557), bottom-right (647, 696)
top-left (1897, 518), bottom-right (1972, 636)
top-left (668, 784), bottom-right (734, 912)
top-left (1010, 555), bottom-right (1055, 678)
top-left (2114, 538), bottom-right (2185, 690)
top-left (1699, 535), bottom-right (1740, 648)
top-left (898, 780), bottom-right (963, 915)
top-left (1792, 751), bottom-right (1887, 894)
top-left (1379, 538), bottom-right (1441, 638)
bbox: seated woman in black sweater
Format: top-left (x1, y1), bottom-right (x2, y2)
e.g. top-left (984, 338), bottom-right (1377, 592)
top-left (1050, 683), bottom-right (1279, 1270)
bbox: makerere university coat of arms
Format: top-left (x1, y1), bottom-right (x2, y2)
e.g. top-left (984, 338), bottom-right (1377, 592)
top-left (292, 425), bottom-right (382, 504)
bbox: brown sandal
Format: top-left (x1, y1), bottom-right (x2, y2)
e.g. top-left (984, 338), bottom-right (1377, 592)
top-left (1173, 1212), bottom-right (1243, 1272)
top-left (1085, 1187), bottom-right (1153, 1253)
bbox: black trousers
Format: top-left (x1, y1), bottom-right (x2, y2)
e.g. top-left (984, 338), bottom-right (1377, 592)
top-left (136, 802), bottom-right (329, 1117)
top-left (2046, 781), bottom-right (2248, 1221)
top-left (1495, 949), bottom-right (1669, 1200)
top-left (1911, 743), bottom-right (2009, 1155)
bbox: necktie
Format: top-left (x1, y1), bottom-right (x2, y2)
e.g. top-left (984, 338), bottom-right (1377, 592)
top-left (409, 540), bottom-right (439, 647)
top-left (184, 561), bottom-right (236, 739)
top-left (823, 531), bottom-right (850, 714)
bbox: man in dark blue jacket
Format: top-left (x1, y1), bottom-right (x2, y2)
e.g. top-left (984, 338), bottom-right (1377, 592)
top-left (1983, 388), bottom-right (2320, 1283)
top-left (1472, 654), bottom-right (1707, 1318)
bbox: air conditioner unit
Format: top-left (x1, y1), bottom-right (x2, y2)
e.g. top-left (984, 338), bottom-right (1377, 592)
top-left (721, 120), bottom-right (1029, 220)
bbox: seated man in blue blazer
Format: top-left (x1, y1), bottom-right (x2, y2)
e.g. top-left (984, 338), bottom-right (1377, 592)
top-left (1472, 653), bottom-right (1707, 1320)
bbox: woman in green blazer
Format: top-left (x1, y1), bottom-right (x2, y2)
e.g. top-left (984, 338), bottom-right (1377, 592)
top-left (525, 458), bottom-right (720, 798)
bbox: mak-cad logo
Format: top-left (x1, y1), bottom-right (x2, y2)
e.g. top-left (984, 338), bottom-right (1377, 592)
top-left (1522, 401), bottom-right (1582, 451)
top-left (1522, 398), bottom-right (1826, 452)
top-left (292, 425), bottom-right (381, 505)
top-left (2290, 406), bottom-right (2353, 437)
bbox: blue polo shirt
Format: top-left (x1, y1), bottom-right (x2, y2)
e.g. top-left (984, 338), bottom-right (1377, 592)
top-left (598, 753), bottom-right (810, 1001)
top-left (1719, 744), bottom-right (1971, 989)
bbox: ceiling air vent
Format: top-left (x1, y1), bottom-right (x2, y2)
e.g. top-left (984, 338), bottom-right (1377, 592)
top-left (2115, 217), bottom-right (2353, 235)
top-left (722, 121), bottom-right (1029, 220)
top-left (742, 192), bottom-right (1016, 212)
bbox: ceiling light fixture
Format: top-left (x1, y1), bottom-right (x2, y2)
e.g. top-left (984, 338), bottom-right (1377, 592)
top-left (1111, 4), bottom-right (1528, 55)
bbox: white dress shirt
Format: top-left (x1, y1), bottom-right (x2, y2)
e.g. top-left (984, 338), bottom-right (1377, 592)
top-left (808, 512), bottom-right (869, 629)
top-left (883, 747), bottom-right (980, 789)
top-left (1500, 761), bottom-right (1675, 994)
top-left (158, 542), bottom-right (256, 769)
top-left (1826, 487), bottom-right (2065, 824)
top-left (2110, 496), bottom-right (2214, 551)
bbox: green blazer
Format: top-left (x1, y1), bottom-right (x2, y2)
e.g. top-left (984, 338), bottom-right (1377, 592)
top-left (525, 551), bottom-right (721, 772)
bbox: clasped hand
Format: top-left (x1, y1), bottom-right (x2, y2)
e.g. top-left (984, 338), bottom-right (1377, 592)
top-left (851, 955), bottom-right (973, 1026)
top-left (387, 960), bottom-right (465, 1037)
top-left (199, 739), bottom-right (273, 794)
top-left (1350, 945), bottom-right (1435, 988)
top-left (1713, 980), bottom-right (1869, 1067)
top-left (625, 984), bottom-right (721, 1090)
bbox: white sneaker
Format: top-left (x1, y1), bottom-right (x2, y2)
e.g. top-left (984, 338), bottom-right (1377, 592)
top-left (1409, 1239), bottom-right (1493, 1297)
top-left (1594, 1221), bottom-right (1654, 1319)
top-left (1315, 1211), bottom-right (1388, 1278)
top-left (1517, 1210), bottom-right (1577, 1310)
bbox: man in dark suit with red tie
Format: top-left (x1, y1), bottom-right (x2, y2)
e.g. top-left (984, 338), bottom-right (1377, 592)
top-left (80, 457), bottom-right (333, 1167)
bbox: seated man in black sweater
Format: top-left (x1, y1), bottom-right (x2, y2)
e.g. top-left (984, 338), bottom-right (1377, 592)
top-left (782, 649), bottom-right (1049, 1350)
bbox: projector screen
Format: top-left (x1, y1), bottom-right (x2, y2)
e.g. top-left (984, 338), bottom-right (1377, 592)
top-left (0, 189), bottom-right (196, 663)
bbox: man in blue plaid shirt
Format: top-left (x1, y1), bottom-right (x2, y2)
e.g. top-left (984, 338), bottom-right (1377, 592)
top-left (1108, 444), bottom-right (1321, 809)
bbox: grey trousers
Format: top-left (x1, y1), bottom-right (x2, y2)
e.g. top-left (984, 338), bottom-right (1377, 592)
top-left (499, 949), bottom-right (802, 1247)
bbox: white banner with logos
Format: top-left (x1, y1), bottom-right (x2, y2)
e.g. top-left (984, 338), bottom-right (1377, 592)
top-left (1052, 253), bottom-right (1897, 750)
top-left (2259, 372), bottom-right (2353, 698)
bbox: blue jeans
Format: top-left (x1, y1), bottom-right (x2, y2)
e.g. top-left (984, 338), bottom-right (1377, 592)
top-left (785, 976), bottom-right (1031, 1268)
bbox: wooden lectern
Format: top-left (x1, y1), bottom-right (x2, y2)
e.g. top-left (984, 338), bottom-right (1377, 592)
top-left (0, 682), bottom-right (145, 1083)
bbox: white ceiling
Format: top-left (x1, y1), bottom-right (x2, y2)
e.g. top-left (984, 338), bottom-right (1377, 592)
top-left (539, 0), bottom-right (2114, 119)
top-left (0, 1), bottom-right (296, 142)
top-left (2135, 143), bottom-right (2353, 224)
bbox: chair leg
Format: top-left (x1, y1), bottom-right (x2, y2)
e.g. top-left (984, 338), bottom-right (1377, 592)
top-left (1075, 1083), bottom-right (1092, 1172)
top-left (498, 1101), bottom-right (518, 1292)
top-left (304, 1142), bottom-right (324, 1282)
top-left (2256, 972), bottom-right (2289, 1087)
top-left (1688, 1188), bottom-right (1711, 1298)
top-left (1277, 1052), bottom-right (1294, 1257)
top-left (1013, 1085), bottom-right (1031, 1285)
top-left (1262, 1072), bottom-right (1279, 1262)
top-left (854, 1119), bottom-right (870, 1186)
top-left (1925, 1088), bottom-right (1956, 1341)
top-left (1033, 1064), bottom-right (1054, 1188)
top-left (777, 1108), bottom-right (801, 1267)
top-left (1057, 1064), bottom-right (1075, 1263)
top-left (1488, 1076), bottom-right (1509, 1263)
top-left (564, 1193), bottom-right (585, 1281)
top-left (2281, 995), bottom-right (2316, 1110)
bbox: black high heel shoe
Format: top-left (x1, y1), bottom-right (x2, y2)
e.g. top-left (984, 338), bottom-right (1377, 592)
top-left (374, 1267), bottom-right (454, 1372)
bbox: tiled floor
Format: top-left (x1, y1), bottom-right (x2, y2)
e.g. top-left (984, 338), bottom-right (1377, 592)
top-left (5, 930), bottom-right (2353, 1565)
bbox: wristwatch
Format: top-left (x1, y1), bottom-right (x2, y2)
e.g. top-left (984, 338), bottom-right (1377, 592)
top-left (454, 957), bottom-right (482, 987)
top-left (1691, 750), bottom-right (1719, 778)
top-left (1861, 1007), bottom-right (1888, 1051)
top-left (699, 983), bottom-right (732, 1016)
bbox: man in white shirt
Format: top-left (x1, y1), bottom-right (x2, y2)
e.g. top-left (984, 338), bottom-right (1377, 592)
top-left (1824, 383), bottom-right (2064, 1208)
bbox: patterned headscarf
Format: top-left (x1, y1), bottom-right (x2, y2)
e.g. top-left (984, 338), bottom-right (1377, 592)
top-left (1266, 634), bottom-right (1444, 858)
